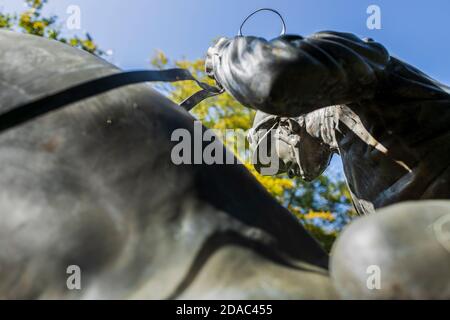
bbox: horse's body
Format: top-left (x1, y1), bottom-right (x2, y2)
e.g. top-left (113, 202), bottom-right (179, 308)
top-left (1, 30), bottom-right (448, 300)
top-left (0, 30), bottom-right (333, 299)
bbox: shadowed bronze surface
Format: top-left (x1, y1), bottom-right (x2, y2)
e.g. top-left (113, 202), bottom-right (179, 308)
top-left (0, 30), bottom-right (332, 299)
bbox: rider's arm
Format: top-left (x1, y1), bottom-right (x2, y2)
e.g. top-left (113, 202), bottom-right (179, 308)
top-left (207, 31), bottom-right (390, 117)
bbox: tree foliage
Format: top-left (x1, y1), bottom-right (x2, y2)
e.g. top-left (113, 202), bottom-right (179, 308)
top-left (0, 0), bottom-right (102, 55)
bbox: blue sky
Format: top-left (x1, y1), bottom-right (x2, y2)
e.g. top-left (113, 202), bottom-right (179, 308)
top-left (1, 0), bottom-right (450, 177)
top-left (2, 0), bottom-right (450, 83)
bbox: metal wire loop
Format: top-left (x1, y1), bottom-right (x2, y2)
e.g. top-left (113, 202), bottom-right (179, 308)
top-left (238, 8), bottom-right (287, 37)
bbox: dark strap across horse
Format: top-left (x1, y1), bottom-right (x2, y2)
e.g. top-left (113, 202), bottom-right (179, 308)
top-left (0, 68), bottom-right (223, 133)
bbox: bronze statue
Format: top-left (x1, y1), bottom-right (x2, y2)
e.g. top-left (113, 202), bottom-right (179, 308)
top-left (0, 30), bottom-right (332, 299)
top-left (205, 30), bottom-right (450, 299)
top-left (206, 31), bottom-right (450, 215)
top-left (0, 27), bottom-right (448, 299)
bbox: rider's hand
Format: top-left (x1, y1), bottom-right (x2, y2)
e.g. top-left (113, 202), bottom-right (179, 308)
top-left (205, 37), bottom-right (230, 85)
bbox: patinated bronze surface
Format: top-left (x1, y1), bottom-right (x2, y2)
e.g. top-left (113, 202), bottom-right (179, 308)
top-left (0, 30), bottom-right (448, 299)
top-left (0, 30), bottom-right (332, 299)
top-left (331, 200), bottom-right (450, 299)
top-left (207, 31), bottom-right (450, 215)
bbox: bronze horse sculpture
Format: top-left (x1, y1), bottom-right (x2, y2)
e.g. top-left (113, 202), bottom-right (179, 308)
top-left (0, 30), bottom-right (332, 299)
top-left (0, 29), bottom-right (449, 299)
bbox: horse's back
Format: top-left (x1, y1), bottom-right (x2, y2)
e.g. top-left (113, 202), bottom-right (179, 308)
top-left (0, 31), bottom-right (330, 299)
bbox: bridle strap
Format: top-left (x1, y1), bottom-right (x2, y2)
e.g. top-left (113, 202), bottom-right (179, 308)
top-left (0, 68), bottom-right (223, 133)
